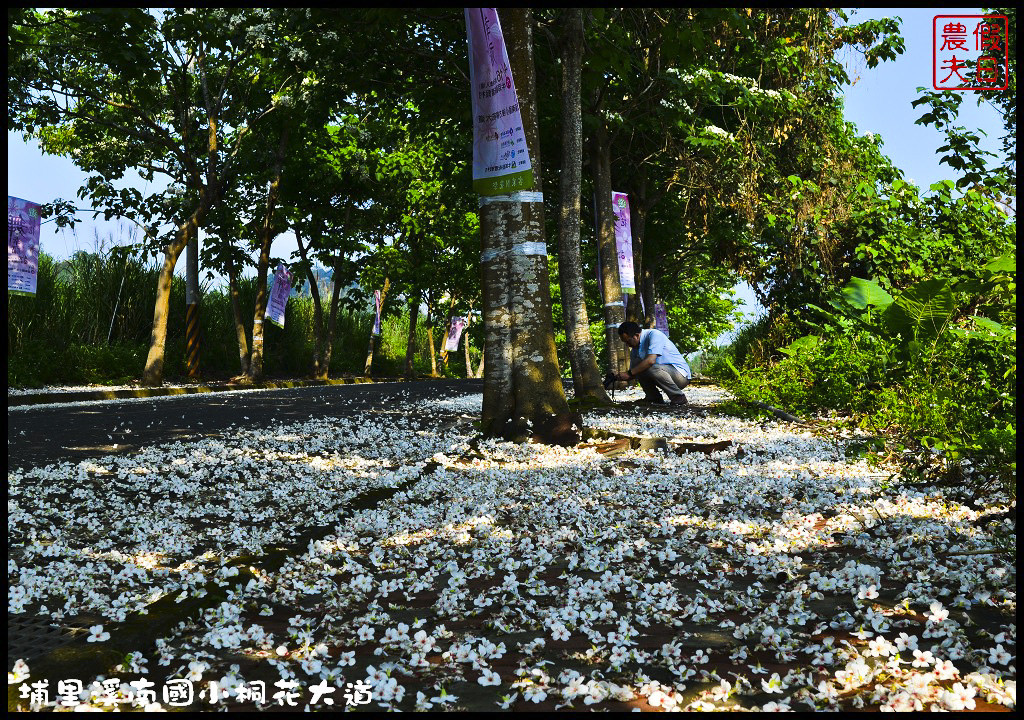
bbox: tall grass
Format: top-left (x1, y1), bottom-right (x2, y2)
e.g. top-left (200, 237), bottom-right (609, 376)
top-left (8, 245), bottom-right (480, 386)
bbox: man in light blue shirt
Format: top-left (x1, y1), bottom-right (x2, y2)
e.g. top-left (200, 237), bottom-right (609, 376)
top-left (614, 321), bottom-right (690, 405)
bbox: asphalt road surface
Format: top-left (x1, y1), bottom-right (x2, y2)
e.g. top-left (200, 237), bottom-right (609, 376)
top-left (7, 379), bottom-right (484, 472)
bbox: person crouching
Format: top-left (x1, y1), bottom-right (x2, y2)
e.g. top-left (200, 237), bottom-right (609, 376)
top-left (613, 321), bottom-right (691, 405)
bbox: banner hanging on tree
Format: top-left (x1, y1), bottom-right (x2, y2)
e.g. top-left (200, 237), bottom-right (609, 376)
top-left (445, 316), bottom-right (469, 352)
top-left (264, 264), bottom-right (292, 329)
top-left (372, 289), bottom-right (383, 336)
top-left (611, 191), bottom-right (635, 294)
top-left (465, 8), bottom-right (534, 196)
top-left (654, 302), bottom-right (670, 336)
top-left (8, 196), bottom-right (41, 297)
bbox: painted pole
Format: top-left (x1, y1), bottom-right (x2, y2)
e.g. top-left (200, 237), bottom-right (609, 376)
top-left (185, 230), bottom-right (200, 378)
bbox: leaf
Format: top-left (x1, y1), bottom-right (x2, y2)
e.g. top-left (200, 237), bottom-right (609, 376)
top-left (779, 335), bottom-right (820, 357)
top-left (841, 277), bottom-right (894, 311)
top-left (983, 253), bottom-right (1015, 274)
top-left (968, 316), bottom-right (1015, 343)
top-left (882, 278), bottom-right (955, 342)
top-left (724, 357), bottom-right (741, 379)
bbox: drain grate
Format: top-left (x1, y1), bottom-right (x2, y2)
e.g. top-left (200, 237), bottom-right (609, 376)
top-left (8, 614), bottom-right (90, 665)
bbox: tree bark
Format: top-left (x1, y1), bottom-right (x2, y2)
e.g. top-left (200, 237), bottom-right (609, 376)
top-left (245, 127), bottom-right (289, 382)
top-left (628, 177), bottom-right (648, 325)
top-left (323, 250), bottom-right (345, 377)
top-left (475, 346), bottom-right (485, 379)
top-left (295, 227), bottom-right (325, 379)
top-left (589, 100), bottom-right (628, 374)
top-left (404, 289), bottom-right (420, 379)
top-left (425, 289), bottom-right (439, 377)
top-left (463, 310), bottom-right (474, 378)
top-left (142, 201), bottom-right (206, 386)
top-left (226, 254), bottom-right (250, 377)
top-left (480, 8), bottom-right (575, 442)
top-left (364, 277), bottom-right (389, 376)
top-left (557, 8), bottom-right (609, 402)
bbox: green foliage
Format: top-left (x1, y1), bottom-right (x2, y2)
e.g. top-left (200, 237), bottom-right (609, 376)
top-left (719, 249), bottom-right (1016, 499)
top-left (7, 247), bottom-right (470, 385)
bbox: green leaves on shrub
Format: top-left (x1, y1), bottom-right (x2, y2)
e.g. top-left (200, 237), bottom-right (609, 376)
top-left (840, 277), bottom-right (893, 310)
top-left (778, 334), bottom-right (821, 357)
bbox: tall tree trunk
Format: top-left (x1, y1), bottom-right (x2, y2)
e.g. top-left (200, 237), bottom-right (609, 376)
top-left (438, 294), bottom-right (458, 371)
top-left (295, 227), bottom-right (325, 379)
top-left (589, 101), bottom-right (628, 374)
top-left (627, 177), bottom-right (648, 324)
top-left (475, 347), bottom-right (485, 379)
top-left (480, 8), bottom-right (576, 442)
top-left (142, 200), bottom-right (207, 386)
top-left (404, 289), bottom-right (420, 379)
top-left (245, 127), bottom-right (289, 382)
top-left (463, 310), bottom-right (474, 378)
top-left (425, 290), bottom-right (439, 377)
top-left (246, 231), bottom-right (272, 382)
top-left (364, 277), bottom-right (390, 376)
top-left (322, 250), bottom-right (345, 377)
top-left (226, 254), bottom-right (250, 377)
top-left (557, 8), bottom-right (609, 402)
top-left (643, 273), bottom-right (657, 330)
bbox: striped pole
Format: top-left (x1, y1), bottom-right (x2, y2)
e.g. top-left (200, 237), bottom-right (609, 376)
top-left (185, 232), bottom-right (200, 378)
top-left (185, 302), bottom-right (200, 377)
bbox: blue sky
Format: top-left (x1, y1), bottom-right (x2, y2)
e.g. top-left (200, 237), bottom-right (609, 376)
top-left (7, 8), bottom-right (1009, 340)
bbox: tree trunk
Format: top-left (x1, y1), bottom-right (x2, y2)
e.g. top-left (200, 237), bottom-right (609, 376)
top-left (589, 100), bottom-right (628, 374)
top-left (142, 205), bottom-right (204, 386)
top-left (323, 251), bottom-right (345, 377)
top-left (480, 8), bottom-right (575, 443)
top-left (364, 277), bottom-right (389, 376)
top-left (404, 290), bottom-right (420, 379)
top-left (295, 227), bottom-right (325, 379)
top-left (245, 127), bottom-right (289, 383)
top-left (557, 8), bottom-right (609, 402)
top-left (643, 274), bottom-right (657, 330)
top-left (246, 231), bottom-right (272, 382)
top-left (425, 290), bottom-right (439, 377)
top-left (628, 176), bottom-right (648, 325)
top-left (438, 294), bottom-right (458, 371)
top-left (464, 310), bottom-right (474, 378)
top-left (226, 255), bottom-right (250, 378)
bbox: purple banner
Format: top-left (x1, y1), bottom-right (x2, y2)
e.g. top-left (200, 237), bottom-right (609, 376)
top-left (8, 196), bottom-right (41, 296)
top-left (466, 8), bottom-right (533, 196)
top-left (373, 289), bottom-right (383, 336)
top-left (654, 302), bottom-right (669, 337)
top-left (612, 191), bottom-right (635, 294)
top-left (264, 264), bottom-right (292, 329)
top-left (445, 316), bottom-right (468, 352)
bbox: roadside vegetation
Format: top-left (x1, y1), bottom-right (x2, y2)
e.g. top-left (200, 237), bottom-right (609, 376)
top-left (7, 243), bottom-right (482, 387)
top-left (703, 178), bottom-right (1015, 507)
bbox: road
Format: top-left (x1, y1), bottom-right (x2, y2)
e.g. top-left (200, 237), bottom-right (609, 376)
top-left (7, 379), bottom-right (484, 471)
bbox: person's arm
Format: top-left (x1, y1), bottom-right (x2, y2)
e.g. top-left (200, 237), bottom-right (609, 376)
top-left (617, 354), bottom-right (658, 381)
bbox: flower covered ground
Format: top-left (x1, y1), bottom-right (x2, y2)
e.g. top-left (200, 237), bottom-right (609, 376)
top-left (7, 384), bottom-right (1016, 711)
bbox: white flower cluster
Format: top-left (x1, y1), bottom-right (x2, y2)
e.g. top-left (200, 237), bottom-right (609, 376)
top-left (669, 66), bottom-right (796, 102)
top-left (7, 385), bottom-right (1015, 712)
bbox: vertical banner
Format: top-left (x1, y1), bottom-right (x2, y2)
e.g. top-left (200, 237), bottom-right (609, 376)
top-left (445, 316), bottom-right (469, 352)
top-left (8, 196), bottom-right (41, 297)
top-left (264, 264), bottom-right (292, 329)
top-left (654, 302), bottom-right (670, 336)
top-left (372, 289), bottom-right (383, 336)
top-left (466, 8), bottom-right (534, 196)
top-left (611, 191), bottom-right (635, 294)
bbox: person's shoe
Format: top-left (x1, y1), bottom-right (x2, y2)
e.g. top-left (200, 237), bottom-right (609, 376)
top-left (636, 396), bottom-right (665, 405)
top-left (669, 393), bottom-right (688, 406)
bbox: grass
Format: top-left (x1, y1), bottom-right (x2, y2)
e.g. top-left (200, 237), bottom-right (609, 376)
top-left (8, 248), bottom-right (483, 387)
